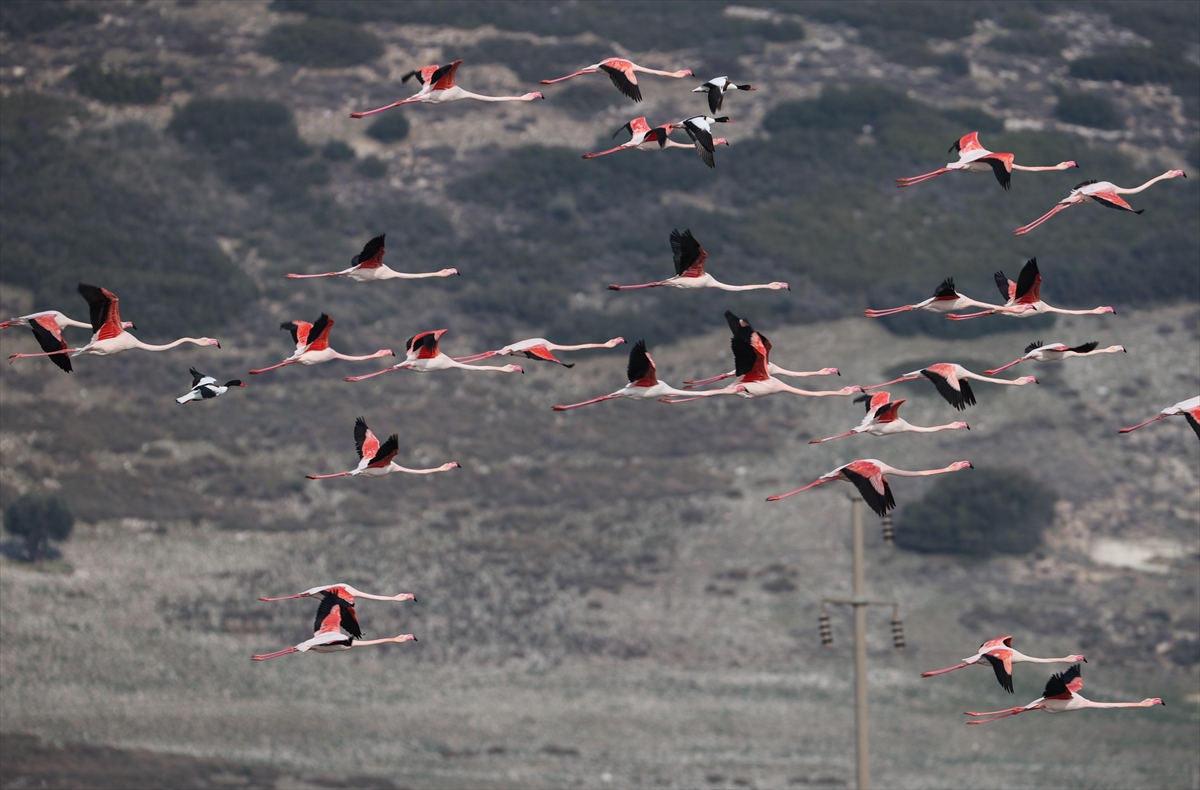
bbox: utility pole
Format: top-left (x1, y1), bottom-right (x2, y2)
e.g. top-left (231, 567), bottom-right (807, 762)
top-left (817, 496), bottom-right (905, 790)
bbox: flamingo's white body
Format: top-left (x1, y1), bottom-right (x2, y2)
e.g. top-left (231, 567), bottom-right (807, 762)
top-left (964, 665), bottom-right (1163, 724)
top-left (1013, 170), bottom-right (1186, 235)
top-left (921, 636), bottom-right (1086, 693)
top-left (249, 314), bottom-right (393, 374)
top-left (259, 583), bottom-right (417, 604)
top-left (454, 336), bottom-right (625, 368)
top-left (985, 341), bottom-right (1125, 375)
top-left (767, 459), bottom-right (973, 517)
top-left (609, 230), bottom-right (788, 292)
top-left (541, 58), bottom-right (692, 102)
top-left (897, 132), bottom-right (1076, 190)
top-left (947, 259), bottom-right (1115, 321)
top-left (345, 329), bottom-right (523, 382)
top-left (350, 61), bottom-right (543, 118)
top-left (864, 363), bottom-right (1036, 411)
top-left (287, 235), bottom-right (458, 281)
top-left (809, 392), bottom-right (968, 443)
top-left (864, 277), bottom-right (1012, 318)
top-left (306, 417), bottom-right (459, 479)
top-left (2, 310), bottom-right (133, 373)
top-left (1, 310), bottom-right (93, 332)
top-left (1119, 396), bottom-right (1200, 438)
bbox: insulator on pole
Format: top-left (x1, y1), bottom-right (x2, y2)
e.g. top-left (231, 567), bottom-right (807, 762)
top-left (891, 613), bottom-right (905, 652)
top-left (819, 609), bottom-right (833, 648)
top-left (881, 513), bottom-right (894, 546)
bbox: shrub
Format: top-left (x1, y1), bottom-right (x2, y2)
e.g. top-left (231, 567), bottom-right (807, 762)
top-left (0, 0), bottom-right (97, 38)
top-left (762, 85), bottom-right (918, 133)
top-left (70, 66), bottom-right (162, 105)
top-left (1189, 138), bottom-right (1200, 170)
top-left (365, 112), bottom-right (409, 143)
top-left (988, 32), bottom-right (1066, 57)
top-left (168, 98), bottom-right (309, 160)
top-left (321, 139), bottom-right (355, 161)
top-left (1069, 44), bottom-right (1198, 93)
top-left (4, 494), bottom-right (74, 561)
top-left (1055, 92), bottom-right (1122, 130)
top-left (355, 155), bottom-right (387, 179)
top-left (261, 19), bottom-right (382, 68)
top-left (895, 469), bottom-right (1055, 558)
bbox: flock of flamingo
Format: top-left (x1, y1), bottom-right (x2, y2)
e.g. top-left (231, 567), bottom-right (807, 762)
top-left (2, 46), bottom-right (1192, 724)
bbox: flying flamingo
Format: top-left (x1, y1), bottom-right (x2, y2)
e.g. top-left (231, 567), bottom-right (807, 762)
top-left (985, 340), bottom-right (1126, 375)
top-left (453, 336), bottom-right (626, 368)
top-left (863, 363), bottom-right (1037, 410)
top-left (921, 636), bottom-right (1086, 693)
top-left (583, 117), bottom-right (668, 158)
top-left (7, 284), bottom-right (218, 367)
top-left (863, 277), bottom-right (1012, 319)
top-left (896, 132), bottom-right (1077, 190)
top-left (1013, 170), bottom-right (1186, 235)
top-left (608, 229), bottom-right (788, 292)
top-left (693, 77), bottom-right (755, 113)
top-left (964, 665), bottom-right (1163, 724)
top-left (946, 259), bottom-right (1115, 320)
top-left (1119, 396), bottom-right (1200, 439)
top-left (286, 235), bottom-right (458, 281)
top-left (683, 311), bottom-right (839, 388)
top-left (259, 582), bottom-right (417, 605)
top-left (350, 60), bottom-right (544, 118)
top-left (552, 340), bottom-right (743, 410)
top-left (249, 314), bottom-right (393, 375)
top-left (541, 58), bottom-right (692, 102)
top-left (344, 329), bottom-right (523, 382)
top-left (253, 587), bottom-right (416, 661)
top-left (766, 459), bottom-right (973, 517)
top-left (0, 310), bottom-right (129, 373)
top-left (1, 309), bottom-right (134, 332)
top-left (808, 393), bottom-right (968, 443)
top-left (176, 368), bottom-right (245, 403)
top-left (671, 115), bottom-right (733, 167)
top-left (306, 417), bottom-right (459, 479)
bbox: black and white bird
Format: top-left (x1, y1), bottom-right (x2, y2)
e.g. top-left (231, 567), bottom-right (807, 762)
top-left (692, 77), bottom-right (755, 113)
top-left (671, 116), bottom-right (733, 168)
top-left (176, 368), bottom-right (245, 404)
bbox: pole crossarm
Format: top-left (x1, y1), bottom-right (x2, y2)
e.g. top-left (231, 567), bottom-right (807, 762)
top-left (823, 597), bottom-right (897, 608)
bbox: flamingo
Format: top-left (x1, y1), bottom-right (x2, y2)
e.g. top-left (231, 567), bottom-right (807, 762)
top-left (453, 336), bottom-right (626, 368)
top-left (692, 77), bottom-right (755, 113)
top-left (306, 417), bottom-right (459, 479)
top-left (946, 259), bottom-right (1115, 320)
top-left (671, 116), bottom-right (733, 168)
top-left (0, 310), bottom-right (128, 373)
top-left (684, 311), bottom-right (839, 387)
top-left (863, 277), bottom-right (1012, 318)
top-left (1013, 170), bottom-right (1186, 235)
top-left (673, 313), bottom-right (858, 401)
top-left (540, 58), bottom-right (692, 102)
top-left (608, 229), bottom-right (788, 292)
top-left (896, 132), bottom-right (1077, 190)
top-left (582, 117), bottom-right (668, 158)
top-left (766, 459), bottom-right (973, 517)
top-left (259, 583), bottom-right (417, 604)
top-left (863, 363), bottom-right (1037, 411)
top-left (552, 340), bottom-right (744, 410)
top-left (921, 636), bottom-right (1086, 693)
top-left (1, 309), bottom-right (133, 332)
top-left (964, 665), bottom-right (1163, 724)
top-left (350, 60), bottom-right (544, 118)
top-left (344, 329), bottom-right (523, 382)
top-left (253, 587), bottom-right (416, 661)
top-left (248, 314), bottom-right (393, 375)
top-left (7, 284), bottom-right (218, 367)
top-left (176, 368), bottom-right (245, 403)
top-left (1118, 396), bottom-right (1200, 438)
top-left (985, 340), bottom-right (1126, 375)
top-left (808, 392), bottom-right (968, 443)
top-left (286, 235), bottom-right (458, 281)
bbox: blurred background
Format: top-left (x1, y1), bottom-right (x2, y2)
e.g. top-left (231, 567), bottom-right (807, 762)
top-left (0, 1), bottom-right (1197, 787)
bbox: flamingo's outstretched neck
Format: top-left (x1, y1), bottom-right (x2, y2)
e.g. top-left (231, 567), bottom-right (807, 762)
top-left (1114, 170), bottom-right (1186, 194)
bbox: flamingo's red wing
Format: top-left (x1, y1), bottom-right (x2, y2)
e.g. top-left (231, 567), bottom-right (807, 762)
top-left (874, 400), bottom-right (905, 423)
top-left (283, 320), bottom-right (312, 348)
top-left (352, 235), bottom-right (386, 269)
top-left (367, 434), bottom-right (399, 468)
top-left (306, 314), bottom-right (333, 351)
top-left (628, 340), bottom-right (657, 386)
top-left (598, 61), bottom-right (641, 102)
top-left (1013, 259), bottom-right (1041, 304)
top-left (431, 60), bottom-right (462, 91)
top-left (841, 462), bottom-right (894, 517)
top-left (955, 131), bottom-right (983, 155)
top-left (78, 284), bottom-right (123, 341)
top-left (1089, 190), bottom-right (1138, 213)
top-left (28, 317), bottom-right (72, 373)
top-left (627, 116), bottom-right (651, 136)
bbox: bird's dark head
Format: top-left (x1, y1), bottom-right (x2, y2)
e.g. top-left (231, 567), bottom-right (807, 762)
top-left (225, 380), bottom-right (246, 387)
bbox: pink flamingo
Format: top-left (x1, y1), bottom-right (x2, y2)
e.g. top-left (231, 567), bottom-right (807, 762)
top-left (985, 340), bottom-right (1126, 375)
top-left (947, 259), bottom-right (1115, 320)
top-left (808, 392), bottom-right (968, 443)
top-left (259, 583), bottom-right (417, 605)
top-left (1013, 170), bottom-right (1186, 235)
top-left (253, 586), bottom-right (416, 661)
top-left (921, 636), bottom-right (1086, 693)
top-left (7, 284), bottom-right (217, 367)
top-left (344, 329), bottom-right (523, 382)
top-left (453, 336), bottom-right (626, 368)
top-left (541, 58), bottom-right (692, 102)
top-left (286, 235), bottom-right (458, 281)
top-left (582, 118), bottom-right (732, 158)
top-left (897, 132), bottom-right (1077, 190)
top-left (0, 310), bottom-right (128, 373)
top-left (863, 363), bottom-right (1037, 410)
top-left (608, 229), bottom-right (788, 292)
top-left (692, 76), bottom-right (755, 113)
top-left (684, 311), bottom-right (839, 388)
top-left (249, 314), bottom-right (393, 375)
top-left (766, 459), bottom-right (973, 517)
top-left (863, 277), bottom-right (1011, 318)
top-left (350, 60), bottom-right (543, 118)
top-left (553, 340), bottom-right (743, 410)
top-left (1119, 396), bottom-right (1200, 438)
top-left (964, 665), bottom-right (1163, 724)
top-left (306, 417), bottom-right (459, 479)
top-left (670, 115), bottom-right (733, 168)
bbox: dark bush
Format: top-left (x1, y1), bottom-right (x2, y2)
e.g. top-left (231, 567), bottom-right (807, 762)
top-left (355, 155), bottom-right (387, 179)
top-left (895, 469), bottom-right (1055, 558)
top-left (321, 139), bottom-right (355, 161)
top-left (1055, 92), bottom-right (1123, 130)
top-left (261, 19), bottom-right (382, 68)
top-left (459, 37), bottom-right (600, 83)
top-left (4, 494), bottom-right (74, 561)
top-left (1069, 43), bottom-right (1199, 100)
top-left (802, 1), bottom-right (981, 40)
top-left (939, 51), bottom-right (970, 77)
top-left (1189, 138), bottom-right (1200, 170)
top-left (70, 66), bottom-right (162, 105)
top-left (168, 98), bottom-right (309, 159)
top-left (988, 31), bottom-right (1066, 57)
top-left (0, 0), bottom-right (97, 38)
top-left (763, 85), bottom-right (918, 133)
top-left (365, 112), bottom-right (410, 143)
